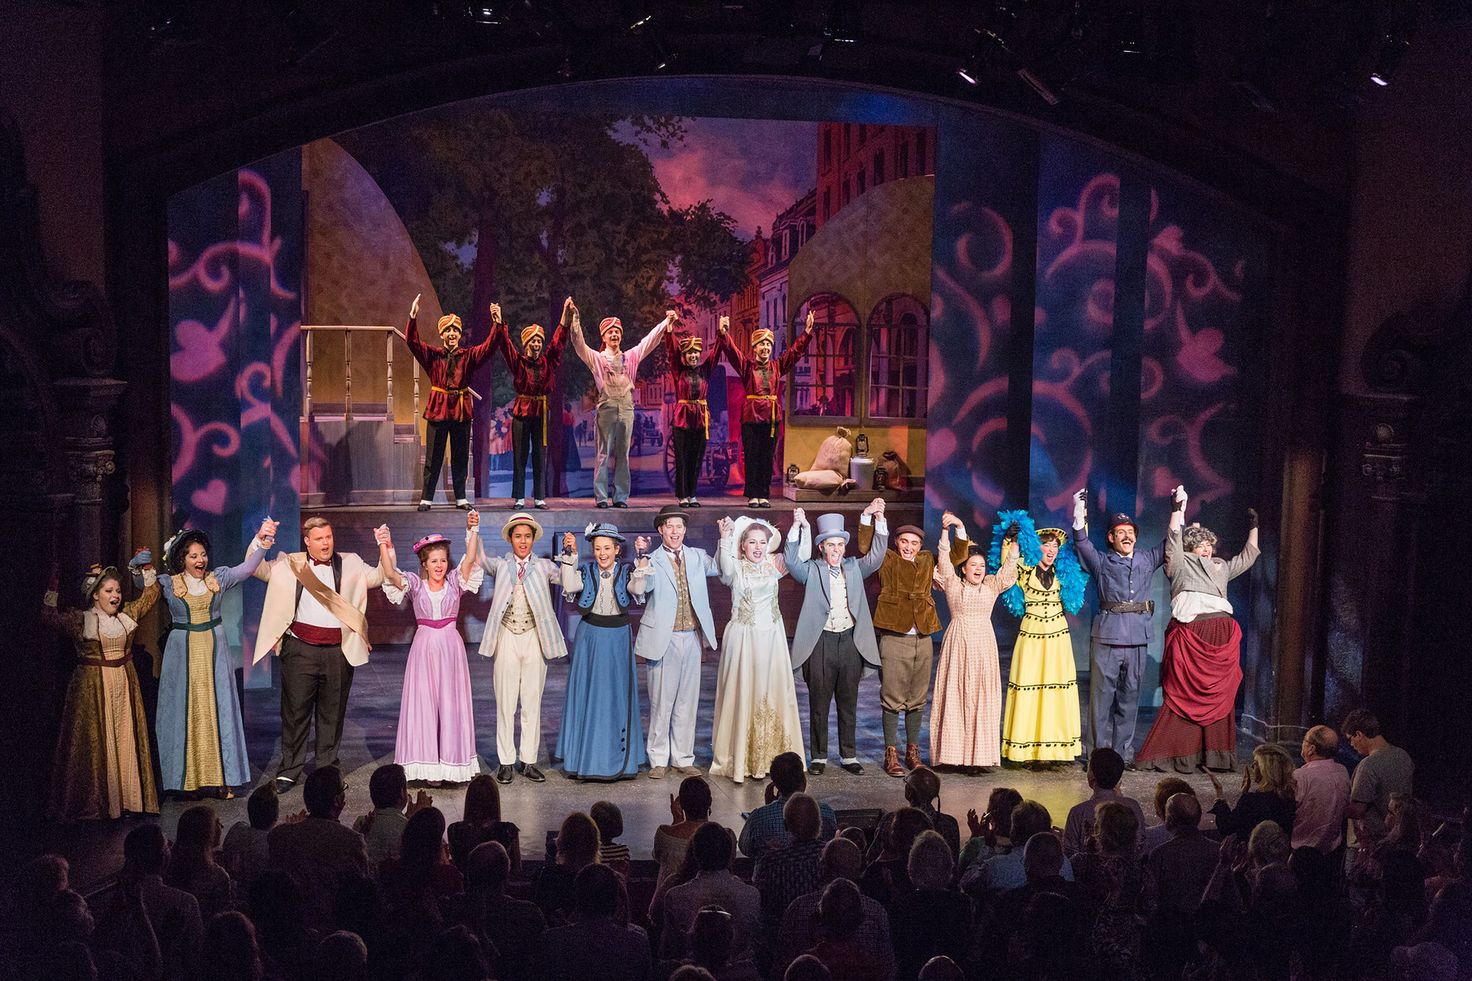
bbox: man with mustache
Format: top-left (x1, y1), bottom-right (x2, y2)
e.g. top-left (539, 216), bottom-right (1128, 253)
top-left (1071, 489), bottom-right (1167, 768)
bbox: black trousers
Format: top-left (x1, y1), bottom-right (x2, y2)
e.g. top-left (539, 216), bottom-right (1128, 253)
top-left (422, 419), bottom-right (470, 503)
top-left (510, 415), bottom-right (546, 500)
top-left (803, 627), bottom-right (862, 761)
top-left (672, 426), bottom-right (707, 499)
top-left (277, 634), bottom-right (355, 784)
top-left (741, 421), bottom-right (778, 498)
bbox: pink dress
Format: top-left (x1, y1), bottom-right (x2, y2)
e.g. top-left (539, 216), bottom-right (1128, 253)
top-left (385, 568), bottom-right (483, 782)
top-left (930, 537), bottom-right (1016, 767)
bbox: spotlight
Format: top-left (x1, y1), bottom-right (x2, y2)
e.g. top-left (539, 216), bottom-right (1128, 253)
top-left (1369, 32), bottom-right (1409, 85)
top-left (467, 5), bottom-right (506, 25)
top-left (957, 62), bottom-right (979, 85)
top-left (823, 0), bottom-right (861, 44)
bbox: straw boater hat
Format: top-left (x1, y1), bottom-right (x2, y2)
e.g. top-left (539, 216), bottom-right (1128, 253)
top-left (584, 521), bottom-right (625, 543)
top-left (502, 512), bottom-right (544, 543)
top-left (436, 314), bottom-right (463, 336)
top-left (750, 327), bottom-right (774, 346)
top-left (1036, 527), bottom-right (1067, 543)
top-left (520, 324), bottom-right (545, 346)
top-left (813, 513), bottom-right (849, 547)
top-left (599, 316), bottom-right (623, 339)
top-left (653, 503), bottom-right (691, 529)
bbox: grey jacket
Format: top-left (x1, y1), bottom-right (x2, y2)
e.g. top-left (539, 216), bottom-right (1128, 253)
top-left (784, 521), bottom-right (887, 670)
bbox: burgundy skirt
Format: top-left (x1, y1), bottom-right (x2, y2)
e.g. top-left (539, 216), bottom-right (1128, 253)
top-left (1136, 615), bottom-right (1242, 772)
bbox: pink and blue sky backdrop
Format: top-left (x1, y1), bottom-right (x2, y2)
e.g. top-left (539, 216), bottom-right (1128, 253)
top-left (618, 116), bottom-right (819, 239)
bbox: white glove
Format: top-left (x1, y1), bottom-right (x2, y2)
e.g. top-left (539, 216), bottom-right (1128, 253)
top-left (1071, 489), bottom-right (1087, 528)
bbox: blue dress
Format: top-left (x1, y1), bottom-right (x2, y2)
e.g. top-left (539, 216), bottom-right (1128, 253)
top-left (555, 560), bottom-right (647, 780)
top-left (156, 549), bottom-right (264, 792)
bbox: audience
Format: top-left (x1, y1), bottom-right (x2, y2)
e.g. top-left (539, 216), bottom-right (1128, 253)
top-left (377, 805), bottom-right (464, 925)
top-left (1071, 801), bottom-right (1145, 977)
top-left (960, 800), bottom-right (1074, 903)
top-left (651, 777), bottom-right (715, 916)
top-left (775, 837), bottom-right (895, 981)
top-left (902, 768), bottom-right (961, 858)
top-left (352, 764), bottom-right (426, 870)
top-left (805, 879), bottom-right (886, 981)
top-left (314, 930), bottom-right (369, 981)
top-left (1140, 776), bottom-right (1194, 857)
top-left (202, 910), bottom-right (265, 981)
top-left (1145, 792), bottom-right (1219, 916)
top-left (167, 804), bottom-right (235, 920)
top-left (861, 807), bottom-right (934, 908)
top-left (267, 766), bottom-right (368, 931)
top-left (1209, 743), bottom-right (1299, 839)
top-left (1294, 724), bottom-right (1351, 854)
top-left (533, 810), bottom-right (601, 925)
top-left (660, 823), bottom-right (761, 960)
top-left (593, 799), bottom-right (633, 878)
top-left (737, 753), bottom-right (837, 858)
top-left (754, 793), bottom-right (827, 934)
top-left (223, 783), bottom-right (280, 899)
top-left (540, 864), bottom-right (651, 981)
top-left (784, 953), bottom-right (832, 981)
top-left (248, 870), bottom-right (316, 980)
top-left (887, 830), bottom-right (969, 981)
top-left (659, 905), bottom-right (761, 981)
top-left (450, 840), bottom-right (544, 981)
top-left (1061, 749), bottom-right (1146, 856)
top-left (957, 787), bottom-right (1023, 870)
top-left (1344, 709), bottom-right (1416, 852)
top-left (446, 773), bottom-right (521, 875)
top-left (123, 823), bottom-right (203, 981)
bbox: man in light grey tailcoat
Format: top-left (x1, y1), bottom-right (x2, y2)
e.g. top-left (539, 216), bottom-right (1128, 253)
top-left (784, 500), bottom-right (888, 775)
top-left (631, 504), bottom-right (719, 778)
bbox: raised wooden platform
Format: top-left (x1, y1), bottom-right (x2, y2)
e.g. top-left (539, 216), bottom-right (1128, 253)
top-left (306, 494), bottom-right (924, 645)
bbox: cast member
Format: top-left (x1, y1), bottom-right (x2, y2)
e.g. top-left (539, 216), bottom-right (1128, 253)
top-left (995, 512), bottom-right (1089, 768)
top-left (44, 551), bottom-right (163, 821)
top-left (569, 306), bottom-right (675, 507)
top-left (662, 326), bottom-right (722, 507)
top-left (1136, 487), bottom-right (1259, 772)
top-left (476, 510), bottom-right (569, 784)
top-left (252, 516), bottom-right (387, 793)
top-left (631, 504), bottom-right (720, 778)
top-left (491, 296), bottom-right (573, 509)
top-left (404, 294), bottom-right (499, 511)
top-left (379, 509), bottom-right (484, 784)
top-left (862, 511), bottom-right (971, 777)
top-left (556, 523), bottom-right (648, 780)
top-left (155, 525), bottom-right (270, 797)
top-left (709, 515), bottom-right (805, 783)
top-left (783, 502), bottom-right (888, 775)
top-left (1071, 488), bottom-right (1168, 763)
top-left (930, 512), bottom-right (1017, 772)
top-left (717, 310), bottom-right (817, 507)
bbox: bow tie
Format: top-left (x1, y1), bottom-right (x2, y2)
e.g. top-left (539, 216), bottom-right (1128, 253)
top-left (311, 557), bottom-right (332, 567)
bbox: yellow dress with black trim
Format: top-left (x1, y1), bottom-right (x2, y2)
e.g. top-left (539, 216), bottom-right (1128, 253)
top-left (1001, 563), bottom-right (1082, 762)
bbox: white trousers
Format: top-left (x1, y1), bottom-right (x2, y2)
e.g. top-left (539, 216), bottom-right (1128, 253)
top-left (492, 628), bottom-right (547, 765)
top-left (646, 630), bottom-right (703, 767)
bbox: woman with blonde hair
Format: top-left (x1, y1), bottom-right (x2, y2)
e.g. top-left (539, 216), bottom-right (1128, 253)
top-left (1206, 743), bottom-right (1297, 838)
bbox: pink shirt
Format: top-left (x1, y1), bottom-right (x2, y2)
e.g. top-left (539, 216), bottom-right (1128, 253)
top-left (570, 316), bottom-right (670, 405)
top-left (1292, 757), bottom-right (1350, 852)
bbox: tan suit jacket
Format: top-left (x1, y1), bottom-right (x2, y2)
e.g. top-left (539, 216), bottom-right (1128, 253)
top-left (252, 549), bottom-right (383, 667)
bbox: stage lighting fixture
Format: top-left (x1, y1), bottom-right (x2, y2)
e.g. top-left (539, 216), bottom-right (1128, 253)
top-left (1369, 32), bottom-right (1409, 85)
top-left (957, 62), bottom-right (979, 85)
top-left (822, 0), bottom-right (862, 44)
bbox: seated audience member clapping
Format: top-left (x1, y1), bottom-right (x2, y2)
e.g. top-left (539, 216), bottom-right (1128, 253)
top-left (754, 794), bottom-right (827, 934)
top-left (540, 865), bottom-right (652, 981)
top-left (353, 763), bottom-right (432, 870)
top-left (902, 768), bottom-right (961, 859)
top-left (167, 805), bottom-right (235, 921)
top-left (1140, 777), bottom-right (1194, 857)
top-left (775, 837), bottom-right (896, 981)
top-left (650, 777), bottom-right (714, 917)
top-left (1207, 743), bottom-right (1297, 840)
top-left (533, 811), bottom-right (601, 926)
top-left (659, 824), bottom-right (761, 961)
top-left (961, 801), bottom-right (1073, 904)
top-left (1061, 749), bottom-right (1146, 857)
top-left (267, 766), bottom-right (368, 931)
top-left (447, 773), bottom-right (521, 876)
top-left (887, 830), bottom-right (970, 981)
top-left (737, 753), bottom-right (837, 858)
top-left (223, 783), bottom-right (279, 898)
top-left (958, 787), bottom-right (1022, 871)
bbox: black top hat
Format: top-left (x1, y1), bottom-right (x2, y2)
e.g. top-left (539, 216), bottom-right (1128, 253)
top-left (654, 504), bottom-right (691, 529)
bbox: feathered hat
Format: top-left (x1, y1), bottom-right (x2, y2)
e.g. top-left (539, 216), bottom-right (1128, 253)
top-left (584, 521), bottom-right (625, 543)
top-left (987, 509), bottom-right (1089, 617)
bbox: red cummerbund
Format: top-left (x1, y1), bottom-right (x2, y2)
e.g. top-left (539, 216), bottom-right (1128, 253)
top-left (290, 622), bottom-right (343, 646)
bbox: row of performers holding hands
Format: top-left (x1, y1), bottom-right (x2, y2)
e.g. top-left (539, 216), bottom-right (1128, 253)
top-left (404, 293), bottom-right (820, 512)
top-left (42, 486), bottom-right (1258, 822)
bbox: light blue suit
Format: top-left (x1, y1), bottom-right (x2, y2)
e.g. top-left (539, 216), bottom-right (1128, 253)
top-left (632, 546), bottom-right (719, 768)
top-left (478, 546), bottom-right (567, 766)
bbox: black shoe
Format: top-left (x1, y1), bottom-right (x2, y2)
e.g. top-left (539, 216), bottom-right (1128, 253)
top-left (841, 761), bottom-right (864, 775)
top-left (496, 765), bottom-right (514, 785)
top-left (523, 763), bottom-right (546, 783)
top-left (417, 503), bottom-right (431, 512)
top-left (613, 501), bottom-right (628, 508)
top-left (597, 500), bottom-right (610, 509)
top-left (274, 776), bottom-right (296, 794)
top-left (808, 761), bottom-right (826, 776)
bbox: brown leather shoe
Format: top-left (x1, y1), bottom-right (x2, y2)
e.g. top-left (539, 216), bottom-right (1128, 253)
top-left (905, 743), bottom-right (923, 770)
top-left (883, 746), bottom-right (905, 778)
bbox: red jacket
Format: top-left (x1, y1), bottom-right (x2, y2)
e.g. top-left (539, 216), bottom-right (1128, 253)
top-left (717, 328), bottom-right (814, 427)
top-left (404, 317), bottom-right (495, 424)
top-left (491, 319), bottom-right (569, 419)
top-left (664, 330), bottom-right (722, 433)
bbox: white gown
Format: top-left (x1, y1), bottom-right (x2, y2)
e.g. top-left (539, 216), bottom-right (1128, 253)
top-left (709, 519), bottom-right (806, 783)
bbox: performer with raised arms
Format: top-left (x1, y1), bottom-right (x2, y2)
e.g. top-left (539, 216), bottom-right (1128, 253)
top-left (476, 510), bottom-right (568, 785)
top-left (717, 310), bottom-right (817, 508)
top-left (662, 325), bottom-right (722, 508)
top-left (405, 294), bottom-right (499, 512)
top-left (491, 296), bottom-right (573, 509)
top-left (569, 306), bottom-right (675, 508)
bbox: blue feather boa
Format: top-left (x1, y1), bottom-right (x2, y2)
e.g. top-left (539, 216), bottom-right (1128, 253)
top-left (988, 509), bottom-right (1089, 618)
